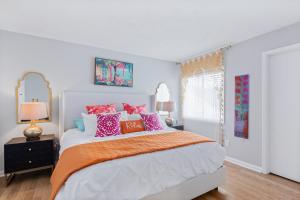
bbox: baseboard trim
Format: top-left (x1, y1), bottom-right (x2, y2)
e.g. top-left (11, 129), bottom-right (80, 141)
top-left (0, 170), bottom-right (4, 177)
top-left (225, 156), bottom-right (264, 173)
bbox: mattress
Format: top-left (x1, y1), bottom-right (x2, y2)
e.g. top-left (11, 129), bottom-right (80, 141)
top-left (55, 128), bottom-right (225, 200)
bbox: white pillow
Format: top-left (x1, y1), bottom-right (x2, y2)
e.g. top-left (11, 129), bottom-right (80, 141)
top-left (81, 113), bottom-right (97, 136)
top-left (119, 111), bottom-right (128, 121)
top-left (127, 114), bottom-right (142, 120)
top-left (158, 115), bottom-right (170, 130)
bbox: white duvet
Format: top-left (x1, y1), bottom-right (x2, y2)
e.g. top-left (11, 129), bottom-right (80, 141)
top-left (55, 128), bottom-right (225, 200)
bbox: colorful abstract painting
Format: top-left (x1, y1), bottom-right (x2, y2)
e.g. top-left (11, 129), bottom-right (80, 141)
top-left (95, 57), bottom-right (133, 87)
top-left (234, 74), bottom-right (249, 139)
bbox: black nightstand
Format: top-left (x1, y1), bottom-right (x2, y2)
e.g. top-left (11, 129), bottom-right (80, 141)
top-left (168, 124), bottom-right (184, 130)
top-left (4, 134), bottom-right (56, 185)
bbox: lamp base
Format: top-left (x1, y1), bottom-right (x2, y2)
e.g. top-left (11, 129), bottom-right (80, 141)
top-left (24, 123), bottom-right (43, 140)
top-left (165, 117), bottom-right (174, 126)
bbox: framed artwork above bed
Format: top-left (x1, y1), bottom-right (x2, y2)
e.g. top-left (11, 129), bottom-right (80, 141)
top-left (95, 57), bottom-right (133, 87)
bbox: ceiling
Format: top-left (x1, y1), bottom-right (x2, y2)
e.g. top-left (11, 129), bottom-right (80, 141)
top-left (0, 0), bottom-right (300, 62)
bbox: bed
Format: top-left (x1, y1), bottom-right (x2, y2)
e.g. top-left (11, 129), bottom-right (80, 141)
top-left (55, 91), bottom-right (225, 200)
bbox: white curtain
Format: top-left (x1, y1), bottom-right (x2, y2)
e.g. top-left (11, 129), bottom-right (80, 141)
top-left (181, 50), bottom-right (224, 144)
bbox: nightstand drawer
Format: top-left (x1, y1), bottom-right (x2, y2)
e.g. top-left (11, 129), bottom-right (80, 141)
top-left (5, 153), bottom-right (53, 173)
top-left (5, 140), bottom-right (51, 152)
top-left (5, 141), bottom-right (52, 161)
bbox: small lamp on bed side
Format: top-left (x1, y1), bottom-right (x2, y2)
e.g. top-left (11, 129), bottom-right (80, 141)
top-left (20, 102), bottom-right (48, 140)
top-left (156, 101), bottom-right (175, 126)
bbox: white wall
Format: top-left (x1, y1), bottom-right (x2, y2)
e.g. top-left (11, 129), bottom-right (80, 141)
top-left (184, 120), bottom-right (219, 140)
top-left (225, 22), bottom-right (300, 167)
top-left (0, 30), bottom-right (180, 172)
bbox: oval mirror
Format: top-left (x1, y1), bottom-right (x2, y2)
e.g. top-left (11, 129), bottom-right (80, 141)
top-left (16, 72), bottom-right (52, 123)
top-left (155, 82), bottom-right (170, 115)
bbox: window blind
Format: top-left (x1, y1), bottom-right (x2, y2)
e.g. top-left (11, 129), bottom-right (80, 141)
top-left (183, 71), bottom-right (222, 122)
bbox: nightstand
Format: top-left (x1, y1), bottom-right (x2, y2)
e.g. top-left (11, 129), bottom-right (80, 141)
top-left (4, 134), bottom-right (56, 185)
top-left (168, 124), bottom-right (184, 130)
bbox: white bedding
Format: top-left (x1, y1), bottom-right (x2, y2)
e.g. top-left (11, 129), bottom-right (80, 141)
top-left (55, 128), bottom-right (225, 200)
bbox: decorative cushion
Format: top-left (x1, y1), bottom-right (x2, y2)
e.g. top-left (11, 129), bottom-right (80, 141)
top-left (123, 103), bottom-right (147, 114)
top-left (96, 113), bottom-right (121, 137)
top-left (85, 104), bottom-right (117, 114)
top-left (140, 113), bottom-right (163, 131)
top-left (74, 118), bottom-right (85, 132)
top-left (119, 111), bottom-right (128, 121)
top-left (120, 120), bottom-right (145, 134)
top-left (158, 115), bottom-right (169, 130)
top-left (128, 114), bottom-right (142, 120)
top-left (82, 113), bottom-right (97, 136)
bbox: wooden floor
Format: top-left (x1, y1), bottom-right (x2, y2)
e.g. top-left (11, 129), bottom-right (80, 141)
top-left (0, 162), bottom-right (299, 200)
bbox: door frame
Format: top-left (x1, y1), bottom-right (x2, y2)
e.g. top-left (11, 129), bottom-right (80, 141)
top-left (261, 43), bottom-right (300, 173)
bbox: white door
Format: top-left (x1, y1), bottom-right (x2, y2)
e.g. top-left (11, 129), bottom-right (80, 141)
top-left (269, 48), bottom-right (300, 182)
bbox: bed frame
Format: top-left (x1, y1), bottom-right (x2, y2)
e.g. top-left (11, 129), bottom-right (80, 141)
top-left (144, 166), bottom-right (225, 200)
top-left (59, 90), bottom-right (225, 199)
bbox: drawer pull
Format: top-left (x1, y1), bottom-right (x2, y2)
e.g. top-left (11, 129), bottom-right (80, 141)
top-left (28, 148), bottom-right (32, 151)
top-left (28, 160), bottom-right (32, 164)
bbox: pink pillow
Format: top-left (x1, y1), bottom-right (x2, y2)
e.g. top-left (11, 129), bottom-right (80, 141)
top-left (140, 113), bottom-right (163, 131)
top-left (96, 113), bottom-right (121, 137)
top-left (123, 103), bottom-right (147, 114)
top-left (86, 104), bottom-right (116, 114)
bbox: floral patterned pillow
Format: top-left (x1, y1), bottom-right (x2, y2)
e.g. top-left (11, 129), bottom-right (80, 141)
top-left (96, 113), bottom-right (121, 137)
top-left (123, 103), bottom-right (147, 114)
top-left (86, 104), bottom-right (116, 114)
top-left (140, 113), bottom-right (163, 131)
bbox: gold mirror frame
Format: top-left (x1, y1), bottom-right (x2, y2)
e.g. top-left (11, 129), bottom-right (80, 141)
top-left (16, 72), bottom-right (52, 124)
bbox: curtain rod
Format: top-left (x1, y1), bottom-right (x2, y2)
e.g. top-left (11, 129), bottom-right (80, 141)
top-left (176, 44), bottom-right (232, 65)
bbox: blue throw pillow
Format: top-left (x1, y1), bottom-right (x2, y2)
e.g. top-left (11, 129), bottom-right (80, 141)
top-left (74, 118), bottom-right (85, 132)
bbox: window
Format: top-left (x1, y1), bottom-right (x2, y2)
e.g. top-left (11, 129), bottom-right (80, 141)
top-left (183, 71), bottom-right (222, 122)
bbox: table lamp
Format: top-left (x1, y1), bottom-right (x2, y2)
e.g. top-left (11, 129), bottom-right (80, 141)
top-left (156, 101), bottom-right (175, 126)
top-left (20, 102), bottom-right (48, 140)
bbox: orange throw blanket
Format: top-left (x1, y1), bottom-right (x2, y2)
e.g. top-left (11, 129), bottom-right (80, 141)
top-left (50, 131), bottom-right (213, 200)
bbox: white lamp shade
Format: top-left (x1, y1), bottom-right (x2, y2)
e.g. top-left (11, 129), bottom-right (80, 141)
top-left (20, 102), bottom-right (48, 120)
top-left (156, 101), bottom-right (175, 112)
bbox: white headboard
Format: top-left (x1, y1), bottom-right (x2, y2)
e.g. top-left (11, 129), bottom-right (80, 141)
top-left (59, 90), bottom-right (155, 136)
